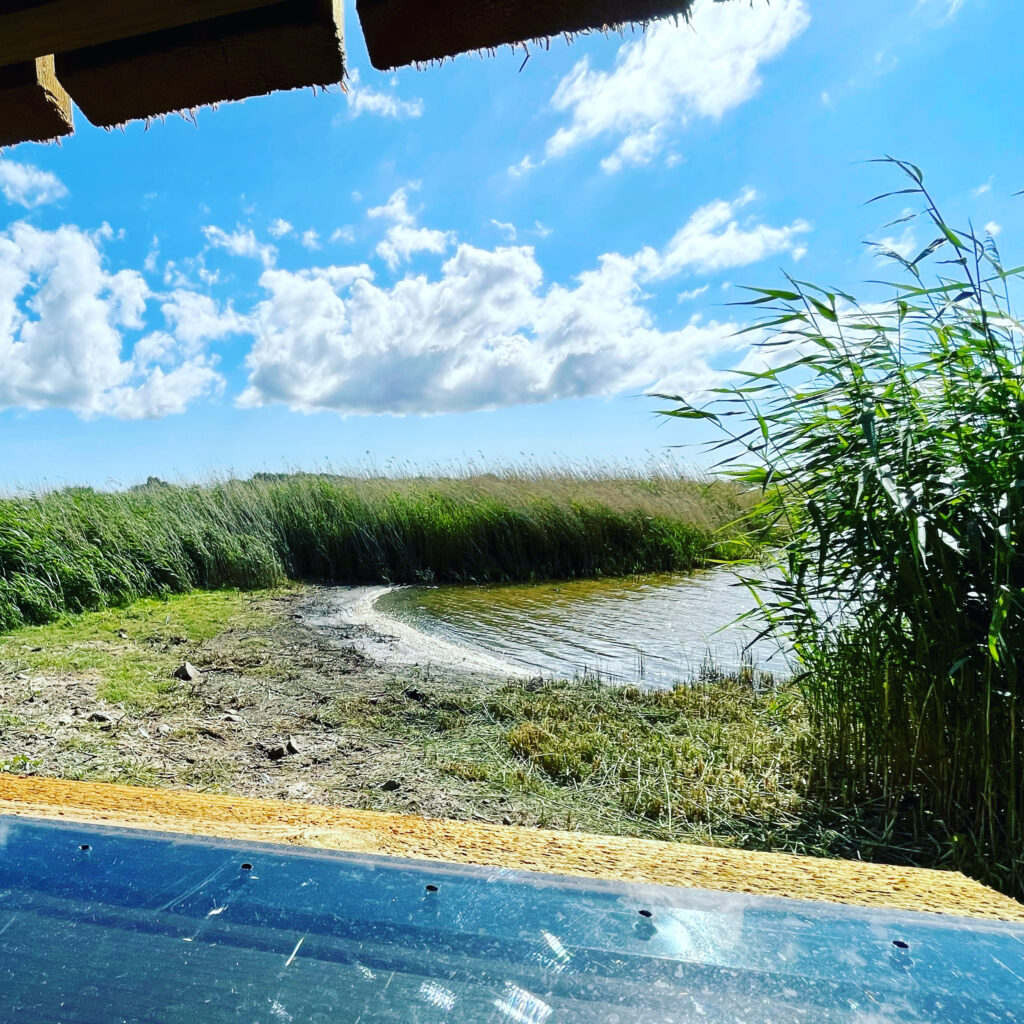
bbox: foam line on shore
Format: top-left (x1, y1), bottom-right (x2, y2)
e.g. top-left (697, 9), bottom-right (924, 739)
top-left (301, 585), bottom-right (531, 679)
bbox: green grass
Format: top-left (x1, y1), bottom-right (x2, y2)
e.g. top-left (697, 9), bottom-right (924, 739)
top-left (0, 589), bottom-right (276, 709)
top-left (0, 466), bottom-right (759, 634)
top-left (323, 673), bottom-right (811, 844)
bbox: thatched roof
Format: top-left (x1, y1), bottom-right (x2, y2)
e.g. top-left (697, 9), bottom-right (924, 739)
top-left (0, 0), bottom-right (696, 147)
top-left (358, 0), bottom-right (696, 70)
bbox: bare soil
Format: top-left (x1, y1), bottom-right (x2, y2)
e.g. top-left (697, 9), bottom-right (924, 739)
top-left (0, 587), bottom-right (532, 826)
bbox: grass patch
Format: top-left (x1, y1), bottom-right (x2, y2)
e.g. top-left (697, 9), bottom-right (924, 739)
top-left (323, 674), bottom-right (811, 845)
top-left (0, 588), bottom-right (277, 710)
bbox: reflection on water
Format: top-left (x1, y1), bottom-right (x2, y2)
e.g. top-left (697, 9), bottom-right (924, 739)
top-left (377, 568), bottom-right (788, 687)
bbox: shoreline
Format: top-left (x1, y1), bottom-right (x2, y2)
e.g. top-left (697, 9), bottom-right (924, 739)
top-left (297, 584), bottom-right (532, 680)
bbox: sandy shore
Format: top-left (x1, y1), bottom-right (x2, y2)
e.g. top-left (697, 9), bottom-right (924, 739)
top-left (297, 585), bottom-right (531, 679)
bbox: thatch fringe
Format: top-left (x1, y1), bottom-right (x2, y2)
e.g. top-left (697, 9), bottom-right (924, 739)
top-left (357, 0), bottom-right (697, 70)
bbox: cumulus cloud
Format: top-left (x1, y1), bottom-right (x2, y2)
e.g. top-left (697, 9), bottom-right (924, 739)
top-left (268, 218), bottom-right (294, 238)
top-left (629, 189), bottom-right (810, 279)
top-left (368, 187), bottom-right (452, 270)
top-left (345, 69), bottom-right (423, 119)
top-left (238, 192), bottom-right (806, 415)
top-left (491, 220), bottom-right (517, 241)
top-left (545, 0), bottom-right (809, 171)
top-left (301, 229), bottom-right (321, 250)
top-left (0, 222), bottom-right (221, 418)
top-left (239, 244), bottom-right (741, 415)
top-left (202, 224), bottom-right (276, 267)
top-left (0, 160), bottom-right (69, 207)
top-left (0, 188), bottom-right (807, 421)
top-left (160, 291), bottom-right (248, 351)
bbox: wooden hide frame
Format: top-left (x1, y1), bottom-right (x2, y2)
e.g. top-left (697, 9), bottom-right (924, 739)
top-left (0, 55), bottom-right (73, 147)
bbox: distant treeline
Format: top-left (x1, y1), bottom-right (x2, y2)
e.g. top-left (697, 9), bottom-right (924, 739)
top-left (0, 469), bottom-right (759, 631)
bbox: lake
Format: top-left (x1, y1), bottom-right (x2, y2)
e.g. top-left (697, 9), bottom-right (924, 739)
top-left (375, 566), bottom-right (788, 687)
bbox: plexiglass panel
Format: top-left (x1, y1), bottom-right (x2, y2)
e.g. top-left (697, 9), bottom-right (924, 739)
top-left (0, 817), bottom-right (1022, 1022)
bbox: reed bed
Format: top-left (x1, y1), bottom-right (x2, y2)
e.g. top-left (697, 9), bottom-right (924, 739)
top-left (0, 466), bottom-right (755, 633)
top-left (661, 159), bottom-right (1024, 897)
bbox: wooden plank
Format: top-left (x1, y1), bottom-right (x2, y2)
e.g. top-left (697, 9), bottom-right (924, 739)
top-left (0, 0), bottom-right (284, 67)
top-left (2, 774), bottom-right (1024, 921)
top-left (0, 54), bottom-right (73, 147)
top-left (57, 0), bottom-right (344, 128)
top-left (356, 0), bottom-right (695, 70)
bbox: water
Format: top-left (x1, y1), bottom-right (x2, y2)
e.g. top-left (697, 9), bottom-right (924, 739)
top-left (376, 567), bottom-right (788, 686)
top-left (4, 817), bottom-right (1023, 1023)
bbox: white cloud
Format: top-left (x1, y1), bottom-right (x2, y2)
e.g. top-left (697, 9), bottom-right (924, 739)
top-left (872, 226), bottom-right (918, 261)
top-left (330, 226), bottom-right (355, 244)
top-left (368, 187), bottom-right (452, 270)
top-left (202, 225), bottom-right (276, 267)
top-left (546, 0), bottom-right (809, 171)
top-left (601, 127), bottom-right (663, 174)
top-left (269, 218), bottom-right (294, 238)
top-left (508, 156), bottom-right (537, 179)
top-left (985, 221), bottom-right (1001, 237)
top-left (144, 235), bottom-right (160, 273)
top-left (160, 291), bottom-right (248, 351)
top-left (678, 285), bottom-right (710, 302)
top-left (0, 222), bottom-right (220, 419)
top-left (0, 161), bottom-right (68, 208)
top-left (345, 69), bottom-right (423, 119)
top-left (972, 179), bottom-right (992, 197)
top-left (301, 229), bottom-right (321, 250)
top-left (0, 190), bottom-right (807, 421)
top-left (630, 189), bottom-right (810, 279)
top-left (238, 192), bottom-right (805, 416)
top-left (100, 360), bottom-right (224, 419)
top-left (491, 220), bottom-right (517, 241)
top-left (915, 0), bottom-right (966, 24)
top-left (239, 244), bottom-right (742, 415)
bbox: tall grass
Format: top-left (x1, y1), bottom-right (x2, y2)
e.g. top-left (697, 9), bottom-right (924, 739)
top-left (0, 465), bottom-right (754, 633)
top-left (660, 159), bottom-right (1024, 896)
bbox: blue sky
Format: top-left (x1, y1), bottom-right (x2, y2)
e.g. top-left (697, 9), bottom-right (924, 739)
top-left (0, 0), bottom-right (1017, 488)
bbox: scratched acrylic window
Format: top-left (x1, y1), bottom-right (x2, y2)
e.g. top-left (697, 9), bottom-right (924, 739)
top-left (1, 818), bottom-right (1023, 1022)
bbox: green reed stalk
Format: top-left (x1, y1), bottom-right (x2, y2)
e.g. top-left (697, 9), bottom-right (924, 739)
top-left (0, 468), bottom-right (755, 633)
top-left (659, 158), bottom-right (1024, 896)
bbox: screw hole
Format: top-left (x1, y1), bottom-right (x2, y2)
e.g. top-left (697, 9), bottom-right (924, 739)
top-left (241, 863), bottom-right (252, 871)
top-left (892, 940), bottom-right (909, 950)
top-left (425, 884), bottom-right (439, 893)
top-left (79, 844), bottom-right (90, 852)
top-left (638, 909), bottom-right (653, 918)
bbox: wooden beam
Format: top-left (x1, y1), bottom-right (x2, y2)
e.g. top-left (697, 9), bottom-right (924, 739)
top-left (57, 0), bottom-right (344, 128)
top-left (0, 55), bottom-right (73, 147)
top-left (0, 0), bottom-right (285, 68)
top-left (356, 0), bottom-right (694, 70)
